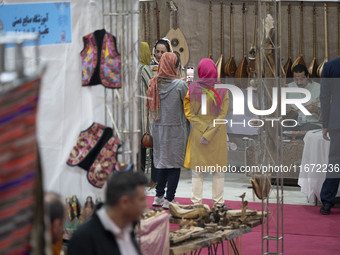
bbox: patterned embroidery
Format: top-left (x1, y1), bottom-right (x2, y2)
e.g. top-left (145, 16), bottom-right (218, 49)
top-left (80, 34), bottom-right (97, 86)
top-left (87, 136), bottom-right (121, 188)
top-left (67, 122), bottom-right (121, 188)
top-left (80, 29), bottom-right (121, 89)
top-left (100, 33), bottom-right (121, 88)
top-left (67, 123), bottom-right (107, 167)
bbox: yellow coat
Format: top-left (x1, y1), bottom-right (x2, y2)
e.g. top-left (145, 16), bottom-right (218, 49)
top-left (183, 90), bottom-right (229, 171)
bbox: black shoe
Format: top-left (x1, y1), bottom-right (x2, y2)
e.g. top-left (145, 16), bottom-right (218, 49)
top-left (320, 203), bottom-right (332, 215)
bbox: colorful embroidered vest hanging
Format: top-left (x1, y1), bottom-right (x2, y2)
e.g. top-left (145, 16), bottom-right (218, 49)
top-left (67, 122), bottom-right (121, 188)
top-left (87, 136), bottom-right (120, 188)
top-left (81, 29), bottom-right (121, 89)
top-left (67, 122), bottom-right (112, 170)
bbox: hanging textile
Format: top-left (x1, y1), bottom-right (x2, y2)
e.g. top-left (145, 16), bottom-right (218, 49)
top-left (67, 122), bottom-right (121, 188)
top-left (81, 29), bottom-right (121, 89)
top-left (0, 77), bottom-right (41, 254)
top-left (66, 123), bottom-right (114, 170)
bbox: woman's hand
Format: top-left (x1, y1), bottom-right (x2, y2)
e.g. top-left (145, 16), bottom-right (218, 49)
top-left (323, 128), bottom-right (330, 141)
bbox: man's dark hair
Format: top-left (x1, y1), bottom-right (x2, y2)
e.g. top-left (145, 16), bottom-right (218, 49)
top-left (155, 39), bottom-right (171, 52)
top-left (106, 171), bottom-right (148, 206)
top-left (44, 192), bottom-right (65, 223)
top-left (292, 64), bottom-right (309, 77)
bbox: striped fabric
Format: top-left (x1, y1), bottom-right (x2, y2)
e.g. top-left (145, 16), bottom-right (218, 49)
top-left (139, 64), bottom-right (153, 134)
top-left (0, 77), bottom-right (41, 254)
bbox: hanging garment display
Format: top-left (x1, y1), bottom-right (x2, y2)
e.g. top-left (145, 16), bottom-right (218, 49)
top-left (0, 32), bottom-right (43, 255)
top-left (87, 136), bottom-right (120, 188)
top-left (81, 29), bottom-right (121, 89)
top-left (67, 122), bottom-right (121, 188)
top-left (66, 122), bottom-right (113, 169)
top-left (0, 77), bottom-right (42, 254)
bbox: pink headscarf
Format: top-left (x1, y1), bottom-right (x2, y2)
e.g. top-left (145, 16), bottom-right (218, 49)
top-left (189, 58), bottom-right (227, 115)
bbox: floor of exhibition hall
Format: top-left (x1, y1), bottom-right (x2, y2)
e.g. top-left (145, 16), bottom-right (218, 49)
top-left (146, 171), bottom-right (340, 255)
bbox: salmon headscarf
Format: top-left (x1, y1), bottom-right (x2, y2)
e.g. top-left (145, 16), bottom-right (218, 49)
top-left (189, 58), bottom-right (227, 115)
top-left (140, 42), bottom-right (151, 65)
top-left (146, 52), bottom-right (178, 121)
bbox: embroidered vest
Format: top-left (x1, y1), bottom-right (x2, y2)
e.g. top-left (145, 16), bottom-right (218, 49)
top-left (87, 136), bottom-right (120, 188)
top-left (67, 122), bottom-right (112, 169)
top-left (67, 122), bottom-right (121, 188)
top-left (81, 29), bottom-right (121, 89)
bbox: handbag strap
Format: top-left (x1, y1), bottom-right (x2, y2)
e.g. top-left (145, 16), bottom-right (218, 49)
top-left (146, 108), bottom-right (150, 133)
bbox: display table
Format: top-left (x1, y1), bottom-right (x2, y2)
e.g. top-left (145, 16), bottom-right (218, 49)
top-left (298, 129), bottom-right (340, 203)
top-left (170, 226), bottom-right (251, 255)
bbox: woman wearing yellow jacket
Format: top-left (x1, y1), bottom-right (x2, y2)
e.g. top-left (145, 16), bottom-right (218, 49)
top-left (184, 58), bottom-right (229, 208)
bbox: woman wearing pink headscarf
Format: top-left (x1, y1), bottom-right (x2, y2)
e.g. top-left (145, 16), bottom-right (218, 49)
top-left (183, 58), bottom-right (229, 208)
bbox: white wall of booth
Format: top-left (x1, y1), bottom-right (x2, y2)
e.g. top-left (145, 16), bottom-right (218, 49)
top-left (3, 0), bottom-right (140, 202)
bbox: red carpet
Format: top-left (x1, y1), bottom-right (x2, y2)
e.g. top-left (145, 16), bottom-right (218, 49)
top-left (147, 196), bottom-right (340, 255)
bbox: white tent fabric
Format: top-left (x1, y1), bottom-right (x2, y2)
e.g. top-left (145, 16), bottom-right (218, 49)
top-left (4, 0), bottom-right (140, 202)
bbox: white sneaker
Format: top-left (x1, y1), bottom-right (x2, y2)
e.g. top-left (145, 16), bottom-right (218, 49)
top-left (162, 199), bottom-right (179, 210)
top-left (152, 196), bottom-right (164, 207)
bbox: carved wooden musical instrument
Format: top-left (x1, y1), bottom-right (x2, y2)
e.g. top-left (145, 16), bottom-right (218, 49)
top-left (247, 3), bottom-right (258, 79)
top-left (207, 0), bottom-right (213, 59)
top-left (317, 3), bottom-right (328, 78)
top-left (308, 4), bottom-right (318, 77)
top-left (235, 3), bottom-right (248, 88)
top-left (155, 0), bottom-right (160, 40)
top-left (292, 2), bottom-right (306, 70)
top-left (224, 3), bottom-right (236, 77)
top-left (142, 3), bottom-right (147, 42)
top-left (215, 1), bottom-right (224, 78)
top-left (166, 0), bottom-right (189, 66)
top-left (338, 3), bottom-right (340, 57)
top-left (283, 4), bottom-right (293, 78)
top-left (147, 2), bottom-right (151, 47)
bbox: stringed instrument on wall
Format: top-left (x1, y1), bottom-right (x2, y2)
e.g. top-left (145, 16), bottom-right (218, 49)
top-left (317, 3), bottom-right (328, 78)
top-left (207, 0), bottom-right (213, 59)
top-left (247, 3), bottom-right (258, 80)
top-left (215, 1), bottom-right (224, 79)
top-left (142, 3), bottom-right (147, 42)
top-left (147, 2), bottom-right (151, 48)
top-left (283, 4), bottom-right (293, 78)
top-left (292, 2), bottom-right (306, 70)
top-left (338, 3), bottom-right (340, 57)
top-left (308, 4), bottom-right (318, 77)
top-left (235, 3), bottom-right (248, 88)
top-left (166, 0), bottom-right (189, 66)
top-left (155, 0), bottom-right (160, 40)
top-left (224, 3), bottom-right (236, 77)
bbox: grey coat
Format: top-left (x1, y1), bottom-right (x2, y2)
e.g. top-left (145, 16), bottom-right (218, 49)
top-left (151, 79), bottom-right (189, 169)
